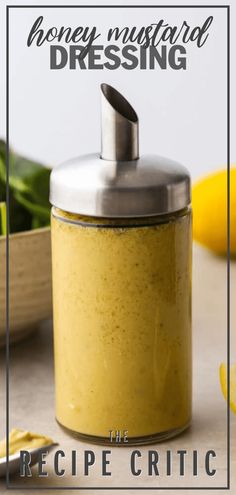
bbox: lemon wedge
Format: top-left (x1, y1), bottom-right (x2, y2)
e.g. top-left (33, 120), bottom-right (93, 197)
top-left (219, 363), bottom-right (236, 413)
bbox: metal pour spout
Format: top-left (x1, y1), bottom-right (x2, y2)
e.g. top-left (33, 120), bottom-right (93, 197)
top-left (101, 83), bottom-right (139, 161)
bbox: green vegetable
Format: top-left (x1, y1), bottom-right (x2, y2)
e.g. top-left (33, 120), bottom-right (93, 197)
top-left (0, 139), bottom-right (51, 234)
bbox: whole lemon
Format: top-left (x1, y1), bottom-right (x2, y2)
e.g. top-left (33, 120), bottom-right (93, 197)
top-left (192, 168), bottom-right (236, 256)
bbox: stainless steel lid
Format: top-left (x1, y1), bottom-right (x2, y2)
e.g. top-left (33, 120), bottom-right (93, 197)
top-left (50, 84), bottom-right (191, 218)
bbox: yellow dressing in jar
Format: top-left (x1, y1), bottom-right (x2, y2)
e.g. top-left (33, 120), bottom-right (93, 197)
top-left (51, 208), bottom-right (192, 442)
top-left (50, 83), bottom-right (192, 444)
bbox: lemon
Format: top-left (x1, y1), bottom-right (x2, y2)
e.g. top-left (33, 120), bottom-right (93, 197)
top-left (219, 363), bottom-right (236, 413)
top-left (192, 168), bottom-right (236, 255)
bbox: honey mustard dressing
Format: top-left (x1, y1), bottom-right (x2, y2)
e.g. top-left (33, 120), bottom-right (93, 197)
top-left (0, 429), bottom-right (53, 458)
top-left (51, 209), bottom-right (192, 441)
top-left (50, 84), bottom-right (192, 444)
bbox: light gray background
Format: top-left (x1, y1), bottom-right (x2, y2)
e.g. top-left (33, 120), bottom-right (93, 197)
top-left (0, 0), bottom-right (235, 180)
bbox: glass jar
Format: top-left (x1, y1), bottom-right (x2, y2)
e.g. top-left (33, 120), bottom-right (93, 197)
top-left (50, 83), bottom-right (192, 445)
top-left (51, 207), bottom-right (191, 444)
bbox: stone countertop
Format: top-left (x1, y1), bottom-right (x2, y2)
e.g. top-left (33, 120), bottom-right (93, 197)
top-left (0, 245), bottom-right (235, 494)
